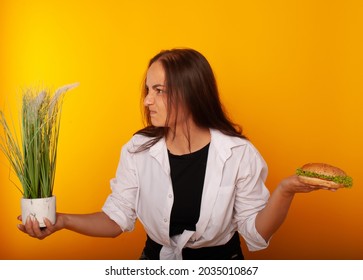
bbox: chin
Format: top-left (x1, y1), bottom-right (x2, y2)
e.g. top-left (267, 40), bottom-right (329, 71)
top-left (151, 122), bottom-right (165, 127)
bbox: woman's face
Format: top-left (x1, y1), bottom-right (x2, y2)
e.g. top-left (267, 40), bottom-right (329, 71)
top-left (144, 61), bottom-right (169, 127)
top-left (144, 60), bottom-right (189, 129)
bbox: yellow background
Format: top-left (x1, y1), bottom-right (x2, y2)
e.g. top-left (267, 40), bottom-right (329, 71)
top-left (1, 0), bottom-right (362, 259)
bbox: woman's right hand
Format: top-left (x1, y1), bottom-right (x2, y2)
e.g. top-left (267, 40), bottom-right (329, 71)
top-left (17, 211), bottom-right (122, 238)
top-left (17, 213), bottom-right (64, 240)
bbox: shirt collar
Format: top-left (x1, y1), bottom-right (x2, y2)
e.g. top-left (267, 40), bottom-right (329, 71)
top-left (209, 129), bottom-right (247, 162)
top-left (147, 128), bottom-right (247, 174)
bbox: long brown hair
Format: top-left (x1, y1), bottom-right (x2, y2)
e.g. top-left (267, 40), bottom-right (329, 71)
top-left (134, 48), bottom-right (246, 152)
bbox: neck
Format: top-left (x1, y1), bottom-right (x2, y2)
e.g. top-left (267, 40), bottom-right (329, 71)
top-left (166, 122), bottom-right (211, 155)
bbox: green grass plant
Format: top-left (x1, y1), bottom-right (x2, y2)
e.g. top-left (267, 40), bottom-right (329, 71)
top-left (0, 83), bottom-right (78, 198)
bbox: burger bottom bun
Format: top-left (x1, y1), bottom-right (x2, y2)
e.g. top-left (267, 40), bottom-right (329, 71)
top-left (297, 176), bottom-right (344, 189)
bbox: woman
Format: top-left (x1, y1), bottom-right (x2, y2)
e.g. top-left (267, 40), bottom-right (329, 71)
top-left (18, 48), bottom-right (321, 260)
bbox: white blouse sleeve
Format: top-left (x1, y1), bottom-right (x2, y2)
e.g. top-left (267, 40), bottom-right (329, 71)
top-left (102, 141), bottom-right (138, 232)
top-left (234, 143), bottom-right (271, 251)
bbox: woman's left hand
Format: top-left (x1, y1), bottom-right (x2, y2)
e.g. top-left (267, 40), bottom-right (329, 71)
top-left (278, 175), bottom-right (337, 197)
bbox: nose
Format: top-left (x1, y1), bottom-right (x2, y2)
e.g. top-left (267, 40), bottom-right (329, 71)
top-left (144, 92), bottom-right (154, 106)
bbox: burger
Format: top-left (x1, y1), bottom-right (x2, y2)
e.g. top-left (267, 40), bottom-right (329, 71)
top-left (296, 163), bottom-right (353, 189)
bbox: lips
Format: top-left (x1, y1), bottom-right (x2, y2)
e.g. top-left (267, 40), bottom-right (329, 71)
top-left (148, 108), bottom-right (157, 115)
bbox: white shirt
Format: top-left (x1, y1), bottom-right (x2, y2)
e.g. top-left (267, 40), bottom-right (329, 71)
top-left (102, 129), bottom-right (270, 259)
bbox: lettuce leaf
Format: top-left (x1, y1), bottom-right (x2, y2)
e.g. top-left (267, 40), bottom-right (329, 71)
top-left (296, 168), bottom-right (353, 187)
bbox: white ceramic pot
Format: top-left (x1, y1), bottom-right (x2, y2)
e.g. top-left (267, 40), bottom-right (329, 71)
top-left (21, 196), bottom-right (56, 227)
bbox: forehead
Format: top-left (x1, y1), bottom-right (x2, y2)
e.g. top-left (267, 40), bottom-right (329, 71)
top-left (146, 61), bottom-right (165, 85)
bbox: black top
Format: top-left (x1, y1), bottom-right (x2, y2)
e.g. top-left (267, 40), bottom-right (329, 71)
top-left (168, 143), bottom-right (209, 236)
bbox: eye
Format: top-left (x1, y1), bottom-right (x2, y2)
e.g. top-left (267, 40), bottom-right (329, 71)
top-left (156, 88), bottom-right (165, 94)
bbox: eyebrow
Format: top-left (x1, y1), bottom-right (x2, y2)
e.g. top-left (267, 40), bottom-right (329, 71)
top-left (145, 84), bottom-right (166, 89)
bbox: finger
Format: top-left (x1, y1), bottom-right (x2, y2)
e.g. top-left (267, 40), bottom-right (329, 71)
top-left (31, 218), bottom-right (45, 238)
top-left (17, 215), bottom-right (25, 232)
top-left (299, 184), bottom-right (318, 193)
top-left (43, 218), bottom-right (54, 230)
top-left (295, 180), bottom-right (315, 191)
top-left (308, 185), bottom-right (333, 191)
top-left (17, 223), bottom-right (26, 233)
top-left (37, 220), bottom-right (54, 238)
top-left (302, 186), bottom-right (317, 193)
top-left (24, 216), bottom-right (36, 236)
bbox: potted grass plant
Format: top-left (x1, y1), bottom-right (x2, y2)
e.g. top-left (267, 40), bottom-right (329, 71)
top-left (0, 83), bottom-right (78, 227)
